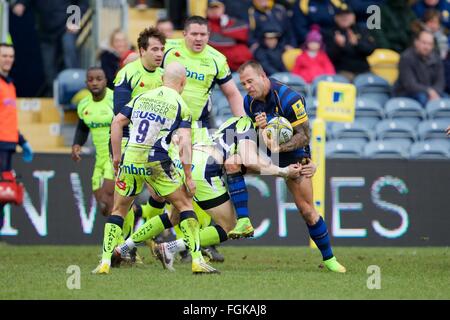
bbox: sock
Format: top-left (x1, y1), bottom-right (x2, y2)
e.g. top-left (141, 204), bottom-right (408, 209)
top-left (166, 239), bottom-right (186, 254)
top-left (226, 172), bottom-right (249, 219)
top-left (179, 211), bottom-right (201, 260)
top-left (308, 216), bottom-right (334, 261)
top-left (131, 213), bottom-right (172, 244)
top-left (200, 225), bottom-right (228, 247)
top-left (122, 208), bottom-right (135, 240)
top-left (141, 196), bottom-right (166, 220)
top-left (101, 215), bottom-right (124, 264)
top-left (118, 237), bottom-right (136, 257)
top-left (174, 224), bottom-right (184, 240)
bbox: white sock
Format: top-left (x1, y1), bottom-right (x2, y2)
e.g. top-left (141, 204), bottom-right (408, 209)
top-left (101, 258), bottom-right (111, 266)
top-left (166, 239), bottom-right (186, 254)
top-left (118, 238), bottom-right (136, 256)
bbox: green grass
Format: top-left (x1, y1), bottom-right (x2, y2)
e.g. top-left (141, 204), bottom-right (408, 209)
top-left (1, 245), bottom-right (449, 300)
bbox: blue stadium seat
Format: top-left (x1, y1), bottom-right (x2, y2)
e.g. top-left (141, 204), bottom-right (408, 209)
top-left (326, 138), bottom-right (365, 158)
top-left (231, 72), bottom-right (243, 90)
top-left (330, 121), bottom-right (374, 141)
top-left (425, 98), bottom-right (450, 119)
top-left (355, 97), bottom-right (384, 118)
top-left (417, 119), bottom-right (450, 140)
top-left (385, 97), bottom-right (426, 126)
top-left (271, 72), bottom-right (309, 97)
top-left (354, 72), bottom-right (392, 107)
top-left (354, 72), bottom-right (391, 94)
top-left (375, 119), bottom-right (417, 141)
top-left (364, 140), bottom-right (409, 159)
top-left (211, 90), bottom-right (225, 111)
top-left (305, 97), bottom-right (317, 118)
top-left (53, 69), bottom-right (87, 110)
top-left (311, 74), bottom-right (350, 96)
top-left (410, 140), bottom-right (450, 159)
top-left (379, 138), bottom-right (412, 153)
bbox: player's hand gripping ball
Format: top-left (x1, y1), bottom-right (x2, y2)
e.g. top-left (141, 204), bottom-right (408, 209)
top-left (265, 116), bottom-right (293, 144)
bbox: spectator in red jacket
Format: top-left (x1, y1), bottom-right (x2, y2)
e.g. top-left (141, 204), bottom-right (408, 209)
top-left (207, 0), bottom-right (253, 71)
top-left (292, 26), bottom-right (335, 83)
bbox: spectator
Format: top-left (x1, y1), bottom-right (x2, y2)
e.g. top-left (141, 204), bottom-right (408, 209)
top-left (207, 0), bottom-right (253, 72)
top-left (345, 0), bottom-right (385, 24)
top-left (422, 9), bottom-right (449, 60)
top-left (292, 26), bottom-right (335, 83)
top-left (221, 0), bottom-right (253, 21)
top-left (254, 28), bottom-right (287, 75)
top-left (413, 0), bottom-right (450, 31)
top-left (394, 30), bottom-right (445, 106)
top-left (371, 0), bottom-right (417, 53)
top-left (291, 0), bottom-right (345, 45)
top-left (324, 5), bottom-right (376, 81)
top-left (156, 18), bottom-right (175, 39)
top-left (12, 0), bottom-right (89, 96)
top-left (0, 44), bottom-right (33, 237)
top-left (248, 0), bottom-right (297, 52)
top-left (99, 29), bottom-right (137, 89)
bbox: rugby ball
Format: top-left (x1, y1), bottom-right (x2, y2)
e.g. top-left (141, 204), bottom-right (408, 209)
top-left (265, 116), bottom-right (293, 144)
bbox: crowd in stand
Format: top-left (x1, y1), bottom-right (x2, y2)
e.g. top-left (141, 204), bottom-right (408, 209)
top-left (9, 0), bottom-right (450, 107)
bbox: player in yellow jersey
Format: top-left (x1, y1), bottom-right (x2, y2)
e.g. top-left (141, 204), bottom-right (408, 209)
top-left (143, 16), bottom-right (254, 258)
top-left (72, 67), bottom-right (114, 216)
top-left (111, 27), bottom-right (166, 254)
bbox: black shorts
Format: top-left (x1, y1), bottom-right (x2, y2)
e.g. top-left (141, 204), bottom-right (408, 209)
top-left (278, 153), bottom-right (311, 167)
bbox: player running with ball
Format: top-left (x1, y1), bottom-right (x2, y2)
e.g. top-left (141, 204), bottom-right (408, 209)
top-left (237, 60), bottom-right (346, 273)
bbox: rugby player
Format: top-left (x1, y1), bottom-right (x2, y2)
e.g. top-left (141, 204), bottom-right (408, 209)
top-left (93, 62), bottom-right (218, 275)
top-left (237, 60), bottom-right (346, 273)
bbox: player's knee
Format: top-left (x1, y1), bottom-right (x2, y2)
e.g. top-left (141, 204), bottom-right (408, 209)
top-left (225, 155), bottom-right (242, 174)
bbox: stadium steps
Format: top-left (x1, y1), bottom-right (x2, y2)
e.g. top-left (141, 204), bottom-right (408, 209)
top-left (17, 98), bottom-right (66, 152)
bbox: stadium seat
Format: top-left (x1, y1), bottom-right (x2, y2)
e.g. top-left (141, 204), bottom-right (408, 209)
top-left (385, 97), bottom-right (426, 126)
top-left (380, 138), bottom-right (412, 153)
top-left (330, 121), bottom-right (374, 141)
top-left (410, 140), bottom-right (450, 159)
top-left (355, 97), bottom-right (384, 118)
top-left (231, 72), bottom-right (244, 91)
top-left (271, 72), bottom-right (309, 97)
top-left (425, 98), bottom-right (450, 119)
top-left (417, 119), bottom-right (450, 140)
top-left (306, 97), bottom-right (317, 118)
top-left (282, 48), bottom-right (302, 72)
top-left (367, 49), bottom-right (400, 84)
top-left (375, 119), bottom-right (417, 141)
top-left (326, 138), bottom-right (365, 158)
top-left (364, 140), bottom-right (409, 159)
top-left (311, 74), bottom-right (350, 96)
top-left (53, 69), bottom-right (87, 111)
top-left (354, 72), bottom-right (392, 107)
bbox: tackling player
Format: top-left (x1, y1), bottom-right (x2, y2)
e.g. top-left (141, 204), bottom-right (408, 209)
top-left (116, 116), bottom-right (303, 272)
top-left (93, 62), bottom-right (218, 275)
top-left (237, 60), bottom-right (346, 273)
top-left (145, 15), bottom-right (256, 242)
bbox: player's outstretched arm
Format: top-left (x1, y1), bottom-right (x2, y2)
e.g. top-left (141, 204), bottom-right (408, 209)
top-left (220, 80), bottom-right (245, 117)
top-left (110, 113), bottom-right (130, 174)
top-left (238, 140), bottom-right (301, 179)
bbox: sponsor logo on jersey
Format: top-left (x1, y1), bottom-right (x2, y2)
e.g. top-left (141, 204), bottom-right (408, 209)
top-left (121, 164), bottom-right (152, 176)
top-left (173, 159), bottom-right (195, 171)
top-left (132, 111), bottom-right (166, 125)
top-left (87, 122), bottom-right (111, 128)
top-left (186, 68), bottom-right (205, 81)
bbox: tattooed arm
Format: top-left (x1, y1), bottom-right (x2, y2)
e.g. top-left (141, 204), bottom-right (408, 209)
top-left (278, 120), bottom-right (310, 153)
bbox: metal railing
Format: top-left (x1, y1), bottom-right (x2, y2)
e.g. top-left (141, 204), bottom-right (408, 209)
top-left (94, 0), bottom-right (128, 48)
top-left (0, 0), bottom-right (9, 43)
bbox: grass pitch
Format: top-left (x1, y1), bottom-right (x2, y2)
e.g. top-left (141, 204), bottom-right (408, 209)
top-left (1, 244), bottom-right (449, 300)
